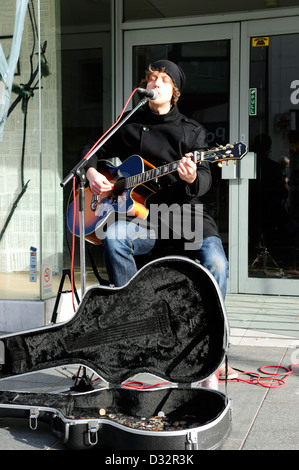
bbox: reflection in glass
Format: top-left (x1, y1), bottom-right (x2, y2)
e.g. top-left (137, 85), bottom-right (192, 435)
top-left (249, 35), bottom-right (299, 278)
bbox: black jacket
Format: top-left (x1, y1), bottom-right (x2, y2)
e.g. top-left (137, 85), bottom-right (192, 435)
top-left (80, 103), bottom-right (219, 241)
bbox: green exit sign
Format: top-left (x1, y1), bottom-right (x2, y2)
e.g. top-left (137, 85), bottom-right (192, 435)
top-left (249, 88), bottom-right (257, 116)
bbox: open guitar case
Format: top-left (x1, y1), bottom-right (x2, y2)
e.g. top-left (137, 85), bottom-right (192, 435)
top-left (0, 256), bottom-right (232, 451)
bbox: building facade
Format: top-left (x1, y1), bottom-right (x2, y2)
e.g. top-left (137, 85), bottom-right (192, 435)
top-left (0, 1), bottom-right (299, 326)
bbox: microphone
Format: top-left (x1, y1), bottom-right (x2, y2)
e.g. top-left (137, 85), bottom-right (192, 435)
top-left (137, 88), bottom-right (158, 100)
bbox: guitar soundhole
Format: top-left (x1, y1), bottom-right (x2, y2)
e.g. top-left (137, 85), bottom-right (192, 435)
top-left (113, 177), bottom-right (126, 196)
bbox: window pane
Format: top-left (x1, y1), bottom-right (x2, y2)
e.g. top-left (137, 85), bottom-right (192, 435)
top-left (248, 34), bottom-right (299, 279)
top-left (0, 0), bottom-right (112, 304)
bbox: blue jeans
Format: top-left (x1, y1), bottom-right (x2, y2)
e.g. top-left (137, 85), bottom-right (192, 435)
top-left (102, 220), bottom-right (228, 299)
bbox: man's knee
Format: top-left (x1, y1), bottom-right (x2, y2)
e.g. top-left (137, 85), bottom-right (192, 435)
top-left (211, 255), bottom-right (228, 275)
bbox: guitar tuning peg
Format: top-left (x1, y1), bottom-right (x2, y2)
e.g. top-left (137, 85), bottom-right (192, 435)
top-left (217, 162), bottom-right (222, 168)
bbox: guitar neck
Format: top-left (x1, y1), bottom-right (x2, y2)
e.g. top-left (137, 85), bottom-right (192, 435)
top-left (125, 142), bottom-right (247, 189)
top-left (125, 151), bottom-right (206, 189)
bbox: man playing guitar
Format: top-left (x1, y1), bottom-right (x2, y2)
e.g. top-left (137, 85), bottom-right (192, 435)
top-left (81, 59), bottom-right (228, 289)
top-left (79, 59), bottom-right (238, 379)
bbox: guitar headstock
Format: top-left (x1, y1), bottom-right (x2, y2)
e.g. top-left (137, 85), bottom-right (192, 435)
top-left (194, 142), bottom-right (248, 165)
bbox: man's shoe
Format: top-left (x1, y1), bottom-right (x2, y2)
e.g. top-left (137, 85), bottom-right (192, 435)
top-left (219, 364), bottom-right (238, 380)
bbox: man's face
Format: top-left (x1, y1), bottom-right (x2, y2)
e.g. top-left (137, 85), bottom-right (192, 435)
top-left (146, 71), bottom-right (174, 107)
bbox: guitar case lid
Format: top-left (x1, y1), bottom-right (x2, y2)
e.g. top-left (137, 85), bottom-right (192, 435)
top-left (0, 256), bottom-right (229, 385)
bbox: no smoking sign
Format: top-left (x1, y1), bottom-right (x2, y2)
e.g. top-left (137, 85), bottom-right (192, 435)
top-left (42, 265), bottom-right (52, 298)
top-left (44, 267), bottom-right (51, 283)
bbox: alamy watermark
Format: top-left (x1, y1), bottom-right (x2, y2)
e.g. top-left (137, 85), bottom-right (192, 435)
top-left (290, 80), bottom-right (299, 105)
top-left (95, 203), bottom-right (204, 251)
top-left (0, 340), bottom-right (4, 365)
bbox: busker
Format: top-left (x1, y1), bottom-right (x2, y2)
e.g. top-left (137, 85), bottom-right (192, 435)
top-left (80, 59), bottom-right (237, 380)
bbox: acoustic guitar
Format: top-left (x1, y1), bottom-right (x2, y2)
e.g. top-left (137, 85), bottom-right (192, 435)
top-left (67, 142), bottom-right (247, 245)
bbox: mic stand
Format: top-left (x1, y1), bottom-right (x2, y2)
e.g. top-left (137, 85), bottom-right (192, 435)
top-left (60, 96), bottom-right (148, 298)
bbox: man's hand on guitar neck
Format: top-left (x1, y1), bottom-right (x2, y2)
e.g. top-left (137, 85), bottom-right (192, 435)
top-left (86, 167), bottom-right (114, 195)
top-left (177, 153), bottom-right (198, 187)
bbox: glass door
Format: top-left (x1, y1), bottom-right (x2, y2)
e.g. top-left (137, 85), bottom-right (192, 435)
top-left (123, 23), bottom-right (241, 292)
top-left (239, 17), bottom-right (299, 295)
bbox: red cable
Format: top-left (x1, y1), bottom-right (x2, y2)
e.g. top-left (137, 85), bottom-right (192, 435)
top-left (122, 364), bottom-right (299, 390)
top-left (122, 381), bottom-right (170, 390)
top-left (259, 364), bottom-right (296, 376)
top-left (221, 363), bottom-right (299, 388)
top-left (53, 364), bottom-right (298, 393)
top-left (70, 88), bottom-right (139, 309)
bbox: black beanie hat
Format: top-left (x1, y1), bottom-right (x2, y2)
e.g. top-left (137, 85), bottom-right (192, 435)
top-left (151, 59), bottom-right (186, 92)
